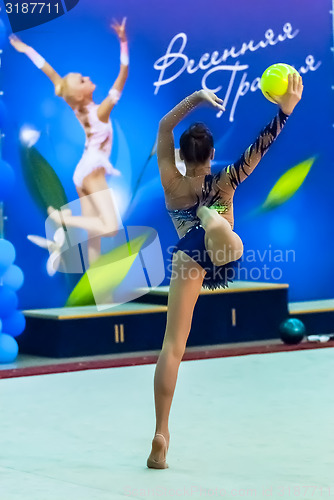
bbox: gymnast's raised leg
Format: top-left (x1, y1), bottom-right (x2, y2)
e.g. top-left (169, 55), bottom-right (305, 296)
top-left (197, 206), bottom-right (244, 266)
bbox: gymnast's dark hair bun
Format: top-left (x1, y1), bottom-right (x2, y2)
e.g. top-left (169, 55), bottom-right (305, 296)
top-left (189, 124), bottom-right (208, 138)
top-left (180, 122), bottom-right (214, 164)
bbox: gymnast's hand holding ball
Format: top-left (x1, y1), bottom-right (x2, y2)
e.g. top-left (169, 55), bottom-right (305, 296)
top-left (261, 65), bottom-right (303, 115)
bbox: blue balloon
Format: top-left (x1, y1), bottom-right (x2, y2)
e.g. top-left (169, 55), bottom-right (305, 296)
top-left (0, 19), bottom-right (7, 50)
top-left (0, 334), bottom-right (18, 363)
top-left (0, 318), bottom-right (2, 332)
top-left (1, 311), bottom-right (26, 337)
top-left (2, 265), bottom-right (24, 291)
top-left (0, 239), bottom-right (16, 276)
top-left (0, 285), bottom-right (18, 317)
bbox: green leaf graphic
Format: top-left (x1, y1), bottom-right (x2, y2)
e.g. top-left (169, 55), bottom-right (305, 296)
top-left (66, 231), bottom-right (150, 307)
top-left (21, 145), bottom-right (68, 213)
top-left (261, 157), bottom-right (316, 212)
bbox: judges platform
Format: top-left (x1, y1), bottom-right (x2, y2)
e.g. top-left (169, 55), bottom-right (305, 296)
top-left (19, 281), bottom-right (297, 358)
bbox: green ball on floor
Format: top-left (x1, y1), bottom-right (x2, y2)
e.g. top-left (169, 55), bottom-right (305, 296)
top-left (279, 318), bottom-right (306, 345)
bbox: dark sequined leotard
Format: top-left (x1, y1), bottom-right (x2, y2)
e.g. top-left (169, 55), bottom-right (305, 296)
top-left (165, 109), bottom-right (289, 239)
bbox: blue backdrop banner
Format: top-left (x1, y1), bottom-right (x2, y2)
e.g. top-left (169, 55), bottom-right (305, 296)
top-left (1, 0), bottom-right (333, 308)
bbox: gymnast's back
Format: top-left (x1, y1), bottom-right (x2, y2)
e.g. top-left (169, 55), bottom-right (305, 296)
top-left (156, 90), bottom-right (289, 239)
top-left (164, 166), bottom-right (235, 238)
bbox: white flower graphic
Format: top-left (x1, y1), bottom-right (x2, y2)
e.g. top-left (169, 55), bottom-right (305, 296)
top-left (27, 227), bottom-right (66, 276)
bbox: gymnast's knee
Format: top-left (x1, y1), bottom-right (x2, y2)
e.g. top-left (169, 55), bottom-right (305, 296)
top-left (97, 215), bottom-right (120, 237)
top-left (209, 244), bottom-right (244, 266)
top-left (231, 243), bottom-right (244, 262)
top-left (102, 227), bottom-right (120, 238)
top-left (162, 337), bottom-right (188, 361)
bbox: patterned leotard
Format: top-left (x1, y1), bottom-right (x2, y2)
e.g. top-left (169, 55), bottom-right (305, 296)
top-left (73, 101), bottom-right (120, 188)
top-left (166, 109), bottom-right (289, 238)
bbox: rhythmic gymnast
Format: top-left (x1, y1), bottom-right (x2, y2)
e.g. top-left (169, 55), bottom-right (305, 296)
top-left (147, 74), bottom-right (303, 469)
top-left (10, 18), bottom-right (129, 265)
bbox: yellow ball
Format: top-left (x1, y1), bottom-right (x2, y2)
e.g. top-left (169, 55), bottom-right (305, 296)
top-left (260, 63), bottom-right (300, 103)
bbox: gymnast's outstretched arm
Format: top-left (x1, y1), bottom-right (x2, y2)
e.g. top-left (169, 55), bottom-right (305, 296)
top-left (157, 90), bottom-right (225, 191)
top-left (97, 18), bottom-right (129, 123)
top-left (9, 35), bottom-right (62, 90)
top-left (217, 72), bottom-right (303, 191)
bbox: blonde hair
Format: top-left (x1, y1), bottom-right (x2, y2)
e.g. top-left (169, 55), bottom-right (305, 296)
top-left (55, 74), bottom-right (78, 106)
top-left (55, 80), bottom-right (64, 97)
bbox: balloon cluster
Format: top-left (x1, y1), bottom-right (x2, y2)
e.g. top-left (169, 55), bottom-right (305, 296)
top-left (0, 18), bottom-right (26, 363)
top-left (0, 240), bottom-right (25, 363)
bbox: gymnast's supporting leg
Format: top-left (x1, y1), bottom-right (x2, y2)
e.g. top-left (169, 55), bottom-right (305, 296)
top-left (148, 251), bottom-right (205, 468)
top-left (197, 206), bottom-right (244, 266)
top-left (48, 169), bottom-right (120, 238)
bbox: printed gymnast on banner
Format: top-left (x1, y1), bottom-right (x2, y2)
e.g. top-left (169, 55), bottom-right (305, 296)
top-left (10, 17), bottom-right (129, 266)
